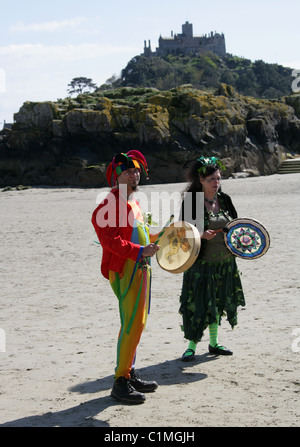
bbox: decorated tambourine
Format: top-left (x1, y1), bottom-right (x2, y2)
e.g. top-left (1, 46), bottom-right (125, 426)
top-left (155, 221), bottom-right (201, 274)
top-left (219, 217), bottom-right (270, 260)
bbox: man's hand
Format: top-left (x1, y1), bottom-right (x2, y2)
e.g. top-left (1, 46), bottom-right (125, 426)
top-left (142, 243), bottom-right (160, 257)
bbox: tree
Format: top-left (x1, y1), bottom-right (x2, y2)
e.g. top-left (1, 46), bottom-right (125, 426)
top-left (67, 77), bottom-right (97, 96)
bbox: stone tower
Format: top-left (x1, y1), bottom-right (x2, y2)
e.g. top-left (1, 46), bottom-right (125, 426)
top-left (143, 21), bottom-right (226, 58)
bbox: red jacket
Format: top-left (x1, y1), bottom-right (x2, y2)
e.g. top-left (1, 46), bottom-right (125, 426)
top-left (91, 188), bottom-right (144, 279)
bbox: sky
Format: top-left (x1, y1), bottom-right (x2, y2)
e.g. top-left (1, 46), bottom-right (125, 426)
top-left (1, 0), bottom-right (300, 125)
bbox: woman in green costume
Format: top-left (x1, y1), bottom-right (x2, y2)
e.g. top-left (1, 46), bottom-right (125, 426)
top-left (179, 156), bottom-right (245, 361)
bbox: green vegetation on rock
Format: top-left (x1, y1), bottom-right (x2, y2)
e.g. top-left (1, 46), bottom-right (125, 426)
top-left (97, 54), bottom-right (293, 100)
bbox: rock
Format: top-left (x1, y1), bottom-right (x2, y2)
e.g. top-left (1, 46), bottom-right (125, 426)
top-left (214, 117), bottom-right (233, 136)
top-left (52, 120), bottom-right (64, 137)
top-left (246, 118), bottom-right (276, 144)
top-left (230, 172), bottom-right (251, 179)
top-left (14, 101), bottom-right (57, 129)
top-left (285, 94), bottom-right (300, 118)
top-left (135, 104), bottom-right (170, 144)
top-left (112, 105), bottom-right (135, 128)
top-left (1, 85), bottom-right (299, 187)
top-left (215, 83), bottom-right (236, 97)
top-left (61, 108), bottom-right (114, 135)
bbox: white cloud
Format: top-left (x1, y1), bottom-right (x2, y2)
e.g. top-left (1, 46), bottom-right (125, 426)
top-left (0, 43), bottom-right (138, 65)
top-left (0, 68), bottom-right (6, 93)
top-left (0, 41), bottom-right (139, 121)
top-left (10, 17), bottom-right (89, 33)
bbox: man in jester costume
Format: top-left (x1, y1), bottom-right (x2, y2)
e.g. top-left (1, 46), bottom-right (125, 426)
top-left (92, 150), bottom-right (160, 404)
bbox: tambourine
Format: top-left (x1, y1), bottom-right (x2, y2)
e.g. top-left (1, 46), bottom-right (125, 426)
top-left (156, 221), bottom-right (201, 274)
top-left (215, 217), bottom-right (270, 259)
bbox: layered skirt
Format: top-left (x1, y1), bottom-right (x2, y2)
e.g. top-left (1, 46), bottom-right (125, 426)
top-left (179, 256), bottom-right (245, 343)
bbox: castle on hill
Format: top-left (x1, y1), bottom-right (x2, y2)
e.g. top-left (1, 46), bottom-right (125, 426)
top-left (143, 21), bottom-right (226, 58)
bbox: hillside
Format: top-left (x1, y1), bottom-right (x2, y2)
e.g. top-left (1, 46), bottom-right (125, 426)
top-left (99, 53), bottom-right (293, 100)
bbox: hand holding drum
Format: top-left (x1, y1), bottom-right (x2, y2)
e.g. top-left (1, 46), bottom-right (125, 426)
top-left (142, 214), bottom-right (174, 258)
top-left (211, 218), bottom-right (270, 259)
top-left (155, 217), bottom-right (270, 272)
top-left (142, 243), bottom-right (160, 257)
top-left (156, 221), bottom-right (201, 274)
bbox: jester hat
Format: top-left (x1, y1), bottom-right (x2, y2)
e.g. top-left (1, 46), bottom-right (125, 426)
top-left (106, 150), bottom-right (149, 187)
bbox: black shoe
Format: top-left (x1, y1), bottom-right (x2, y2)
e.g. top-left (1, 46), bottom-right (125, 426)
top-left (111, 377), bottom-right (146, 404)
top-left (129, 369), bottom-right (158, 393)
top-left (208, 344), bottom-right (233, 356)
top-left (181, 348), bottom-right (195, 362)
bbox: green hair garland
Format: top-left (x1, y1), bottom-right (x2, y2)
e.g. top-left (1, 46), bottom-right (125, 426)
top-left (197, 155), bottom-right (225, 175)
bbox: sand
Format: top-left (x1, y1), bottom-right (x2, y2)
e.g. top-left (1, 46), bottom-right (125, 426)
top-left (0, 173), bottom-right (299, 427)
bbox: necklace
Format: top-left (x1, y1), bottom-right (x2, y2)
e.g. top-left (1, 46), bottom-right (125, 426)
top-left (204, 196), bottom-right (217, 205)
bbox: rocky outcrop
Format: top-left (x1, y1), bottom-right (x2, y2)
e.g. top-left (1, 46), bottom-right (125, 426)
top-left (1, 86), bottom-right (300, 187)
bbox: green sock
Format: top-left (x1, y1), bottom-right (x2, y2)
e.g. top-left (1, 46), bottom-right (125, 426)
top-left (188, 340), bottom-right (197, 352)
top-left (209, 321), bottom-right (219, 348)
top-left (209, 317), bottom-right (226, 350)
top-left (182, 340), bottom-right (197, 358)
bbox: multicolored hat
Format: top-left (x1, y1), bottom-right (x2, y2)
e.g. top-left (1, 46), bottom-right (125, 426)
top-left (106, 150), bottom-right (149, 187)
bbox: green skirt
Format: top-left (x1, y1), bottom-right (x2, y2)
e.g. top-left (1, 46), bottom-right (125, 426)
top-left (179, 256), bottom-right (245, 343)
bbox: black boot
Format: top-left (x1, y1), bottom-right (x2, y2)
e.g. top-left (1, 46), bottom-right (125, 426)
top-left (129, 369), bottom-right (158, 393)
top-left (111, 377), bottom-right (146, 404)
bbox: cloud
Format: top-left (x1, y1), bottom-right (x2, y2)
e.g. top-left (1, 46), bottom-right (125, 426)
top-left (10, 17), bottom-right (89, 33)
top-left (0, 43), bottom-right (138, 65)
top-left (0, 39), bottom-right (140, 121)
top-left (0, 68), bottom-right (5, 93)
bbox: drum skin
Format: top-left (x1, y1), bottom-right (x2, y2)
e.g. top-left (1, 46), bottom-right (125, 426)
top-left (224, 218), bottom-right (270, 259)
top-left (156, 221), bottom-right (201, 274)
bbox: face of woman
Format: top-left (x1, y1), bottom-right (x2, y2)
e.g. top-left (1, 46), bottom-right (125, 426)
top-left (200, 169), bottom-right (221, 196)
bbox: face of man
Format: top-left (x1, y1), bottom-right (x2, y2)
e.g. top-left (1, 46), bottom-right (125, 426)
top-left (117, 167), bottom-right (141, 195)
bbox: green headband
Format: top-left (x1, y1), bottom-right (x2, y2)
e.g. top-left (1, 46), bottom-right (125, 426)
top-left (197, 156), bottom-right (225, 175)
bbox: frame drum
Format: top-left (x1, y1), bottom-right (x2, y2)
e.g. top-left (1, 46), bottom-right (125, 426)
top-left (156, 221), bottom-right (201, 274)
top-left (224, 218), bottom-right (270, 259)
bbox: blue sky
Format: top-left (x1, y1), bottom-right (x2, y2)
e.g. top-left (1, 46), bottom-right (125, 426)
top-left (1, 0), bottom-right (299, 124)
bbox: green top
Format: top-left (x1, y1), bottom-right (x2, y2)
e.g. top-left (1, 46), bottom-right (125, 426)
top-left (201, 210), bottom-right (233, 262)
top-left (180, 190), bottom-right (238, 263)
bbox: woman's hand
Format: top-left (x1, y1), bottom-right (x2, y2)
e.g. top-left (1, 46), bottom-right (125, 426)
top-left (201, 230), bottom-right (217, 240)
top-left (142, 243), bottom-right (160, 257)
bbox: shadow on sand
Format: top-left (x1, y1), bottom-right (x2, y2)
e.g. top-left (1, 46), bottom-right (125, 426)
top-left (0, 354), bottom-right (217, 427)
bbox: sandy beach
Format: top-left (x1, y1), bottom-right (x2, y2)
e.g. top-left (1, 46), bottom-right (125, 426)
top-left (0, 173), bottom-right (299, 427)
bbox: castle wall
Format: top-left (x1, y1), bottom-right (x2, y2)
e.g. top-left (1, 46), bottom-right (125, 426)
top-left (143, 22), bottom-right (226, 59)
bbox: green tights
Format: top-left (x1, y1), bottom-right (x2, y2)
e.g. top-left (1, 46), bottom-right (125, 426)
top-left (186, 317), bottom-right (225, 355)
